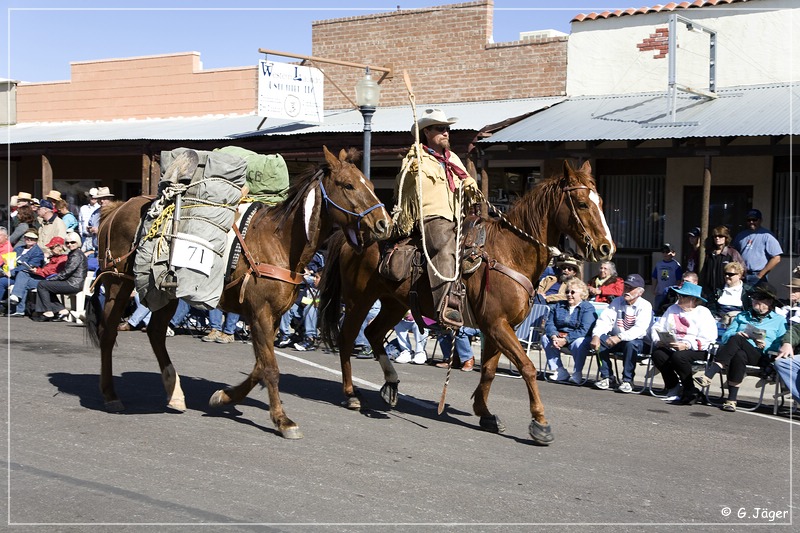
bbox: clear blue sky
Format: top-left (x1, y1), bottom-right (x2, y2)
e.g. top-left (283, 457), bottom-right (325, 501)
top-left (2, 1), bottom-right (626, 83)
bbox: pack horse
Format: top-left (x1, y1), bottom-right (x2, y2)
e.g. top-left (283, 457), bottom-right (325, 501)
top-left (319, 160), bottom-right (615, 445)
top-left (87, 147), bottom-right (391, 439)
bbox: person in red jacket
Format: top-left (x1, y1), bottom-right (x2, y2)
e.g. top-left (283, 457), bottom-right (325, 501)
top-left (587, 260), bottom-right (624, 304)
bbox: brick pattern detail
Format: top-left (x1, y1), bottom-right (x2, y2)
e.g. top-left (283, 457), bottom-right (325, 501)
top-left (312, 0), bottom-right (567, 109)
top-left (17, 53), bottom-right (257, 122)
top-left (636, 27), bottom-right (670, 59)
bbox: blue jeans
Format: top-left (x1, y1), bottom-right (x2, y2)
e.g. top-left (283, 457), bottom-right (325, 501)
top-left (128, 293), bottom-right (152, 328)
top-left (542, 334), bottom-right (590, 373)
top-left (774, 355), bottom-right (799, 403)
top-left (8, 270), bottom-right (42, 314)
top-left (596, 336), bottom-right (644, 383)
top-left (355, 300), bottom-right (381, 347)
top-left (279, 303), bottom-right (318, 339)
top-left (394, 319), bottom-right (429, 356)
top-left (209, 308), bottom-right (239, 335)
top-left (438, 326), bottom-right (479, 363)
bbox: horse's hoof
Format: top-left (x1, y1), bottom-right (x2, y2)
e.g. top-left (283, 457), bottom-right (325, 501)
top-left (209, 389), bottom-right (229, 408)
top-left (341, 396), bottom-right (361, 410)
top-left (104, 399), bottom-right (125, 413)
top-left (281, 426), bottom-right (304, 440)
top-left (529, 419), bottom-right (554, 446)
top-left (167, 398), bottom-right (186, 412)
top-left (379, 381), bottom-right (399, 408)
top-left (479, 414), bottom-right (506, 434)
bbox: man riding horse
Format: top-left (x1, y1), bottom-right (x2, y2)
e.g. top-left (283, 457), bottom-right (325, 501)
top-left (393, 108), bottom-right (479, 328)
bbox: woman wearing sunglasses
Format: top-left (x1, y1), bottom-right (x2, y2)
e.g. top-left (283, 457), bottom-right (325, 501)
top-left (542, 279), bottom-right (597, 384)
top-left (712, 261), bottom-right (747, 324)
top-left (650, 282), bottom-right (718, 404)
top-left (32, 231), bottom-right (88, 322)
top-left (699, 225), bottom-right (745, 305)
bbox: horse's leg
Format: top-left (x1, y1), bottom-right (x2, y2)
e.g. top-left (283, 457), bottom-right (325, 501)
top-left (209, 306), bottom-right (302, 439)
top-left (98, 278), bottom-right (134, 412)
top-left (364, 299), bottom-right (408, 407)
top-left (144, 300), bottom-right (184, 411)
top-left (477, 322), bottom-right (554, 446)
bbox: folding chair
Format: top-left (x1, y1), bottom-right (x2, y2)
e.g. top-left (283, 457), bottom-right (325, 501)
top-left (699, 344), bottom-right (773, 412)
top-left (512, 303), bottom-right (550, 376)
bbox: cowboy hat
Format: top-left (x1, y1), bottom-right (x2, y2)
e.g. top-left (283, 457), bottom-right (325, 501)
top-left (9, 195), bottom-right (18, 208)
top-left (45, 190), bottom-right (62, 202)
top-left (670, 281), bottom-right (707, 302)
top-left (749, 282), bottom-right (779, 302)
top-left (87, 187), bottom-right (98, 198)
top-left (93, 186), bottom-right (114, 199)
top-left (556, 256), bottom-right (582, 270)
top-left (412, 108), bottom-right (457, 135)
top-left (17, 191), bottom-right (32, 202)
top-left (785, 267), bottom-right (800, 288)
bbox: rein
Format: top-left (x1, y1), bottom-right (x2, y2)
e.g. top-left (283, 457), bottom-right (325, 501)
top-left (559, 184), bottom-right (595, 260)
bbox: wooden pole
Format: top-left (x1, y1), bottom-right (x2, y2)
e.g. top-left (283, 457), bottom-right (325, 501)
top-left (41, 154), bottom-right (53, 197)
top-left (698, 158), bottom-right (712, 273)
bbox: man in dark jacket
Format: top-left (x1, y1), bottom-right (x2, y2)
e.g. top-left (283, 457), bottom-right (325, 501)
top-left (33, 232), bottom-right (88, 321)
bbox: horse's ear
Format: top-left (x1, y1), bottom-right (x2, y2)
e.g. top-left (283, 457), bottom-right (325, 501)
top-left (562, 160), bottom-right (575, 179)
top-left (338, 149), bottom-right (349, 162)
top-left (323, 146), bottom-right (340, 168)
top-left (579, 160), bottom-right (592, 174)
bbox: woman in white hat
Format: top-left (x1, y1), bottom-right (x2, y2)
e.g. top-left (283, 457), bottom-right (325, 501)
top-left (393, 108), bottom-right (479, 326)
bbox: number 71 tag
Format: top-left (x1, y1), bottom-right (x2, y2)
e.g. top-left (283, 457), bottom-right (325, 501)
top-left (171, 233), bottom-right (215, 276)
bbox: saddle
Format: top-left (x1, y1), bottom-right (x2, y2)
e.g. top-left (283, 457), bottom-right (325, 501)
top-left (377, 215), bottom-right (487, 283)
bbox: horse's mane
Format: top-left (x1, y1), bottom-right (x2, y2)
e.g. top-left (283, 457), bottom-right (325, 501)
top-left (269, 148), bottom-right (361, 229)
top-left (493, 166), bottom-right (596, 240)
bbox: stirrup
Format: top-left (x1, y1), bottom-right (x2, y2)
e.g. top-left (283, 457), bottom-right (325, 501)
top-left (440, 306), bottom-right (464, 329)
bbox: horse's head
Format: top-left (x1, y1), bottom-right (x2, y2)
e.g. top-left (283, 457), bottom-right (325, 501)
top-left (319, 146), bottom-right (391, 251)
top-left (556, 160), bottom-right (615, 262)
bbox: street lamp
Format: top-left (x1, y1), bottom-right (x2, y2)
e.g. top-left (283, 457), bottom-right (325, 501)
top-left (355, 67), bottom-right (380, 179)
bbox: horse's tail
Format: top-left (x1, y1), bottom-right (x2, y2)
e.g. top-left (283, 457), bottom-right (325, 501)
top-left (85, 283), bottom-right (103, 348)
top-left (318, 232), bottom-right (347, 350)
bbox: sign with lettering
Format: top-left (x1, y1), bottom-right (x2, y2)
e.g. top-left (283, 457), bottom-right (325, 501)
top-left (257, 60), bottom-right (324, 124)
top-left (172, 233), bottom-right (215, 276)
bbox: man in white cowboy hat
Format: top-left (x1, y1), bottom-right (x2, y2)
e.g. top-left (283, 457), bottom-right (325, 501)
top-left (537, 254), bottom-right (582, 303)
top-left (87, 187), bottom-right (115, 251)
top-left (45, 189), bottom-right (62, 203)
top-left (393, 108), bottom-right (479, 327)
top-left (36, 199), bottom-right (67, 257)
top-left (79, 187), bottom-right (100, 252)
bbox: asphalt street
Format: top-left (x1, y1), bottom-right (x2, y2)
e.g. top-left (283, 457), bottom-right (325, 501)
top-left (2, 317), bottom-right (798, 532)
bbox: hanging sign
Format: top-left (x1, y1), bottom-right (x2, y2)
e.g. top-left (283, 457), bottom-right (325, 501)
top-left (257, 60), bottom-right (324, 124)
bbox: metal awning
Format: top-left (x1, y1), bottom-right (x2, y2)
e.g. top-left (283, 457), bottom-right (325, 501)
top-left (480, 83), bottom-right (799, 144)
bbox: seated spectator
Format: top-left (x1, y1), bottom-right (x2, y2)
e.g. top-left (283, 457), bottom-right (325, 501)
top-left (32, 232), bottom-right (88, 321)
top-left (391, 311), bottom-right (429, 365)
top-left (1, 230), bottom-right (46, 316)
top-left (776, 266), bottom-right (800, 324)
top-left (6, 235), bottom-right (65, 317)
top-left (650, 282), bottom-right (718, 404)
top-left (541, 278), bottom-right (596, 383)
top-left (8, 205), bottom-right (37, 247)
top-left (590, 273), bottom-right (653, 393)
top-left (711, 261), bottom-right (747, 324)
top-left (587, 261), bottom-right (624, 304)
top-left (276, 271), bottom-right (320, 350)
top-left (203, 309), bottom-right (241, 344)
top-left (0, 228), bottom-right (13, 268)
top-left (435, 326), bottom-right (479, 371)
top-left (651, 243), bottom-right (683, 313)
top-left (657, 271), bottom-right (698, 317)
top-left (537, 255), bottom-right (582, 304)
top-left (694, 283), bottom-right (786, 412)
top-left (773, 318), bottom-right (799, 405)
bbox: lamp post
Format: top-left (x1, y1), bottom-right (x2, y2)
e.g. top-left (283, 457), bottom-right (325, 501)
top-left (355, 67), bottom-right (380, 179)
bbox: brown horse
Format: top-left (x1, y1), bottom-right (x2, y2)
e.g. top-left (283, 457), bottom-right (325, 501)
top-left (318, 160), bottom-right (614, 445)
top-left (87, 147), bottom-right (391, 439)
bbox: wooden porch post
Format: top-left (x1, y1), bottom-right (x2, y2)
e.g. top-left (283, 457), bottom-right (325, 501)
top-left (41, 154), bottom-right (53, 197)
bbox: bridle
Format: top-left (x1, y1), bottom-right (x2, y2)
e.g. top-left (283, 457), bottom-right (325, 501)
top-left (557, 182), bottom-right (596, 260)
top-left (317, 178), bottom-right (385, 234)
